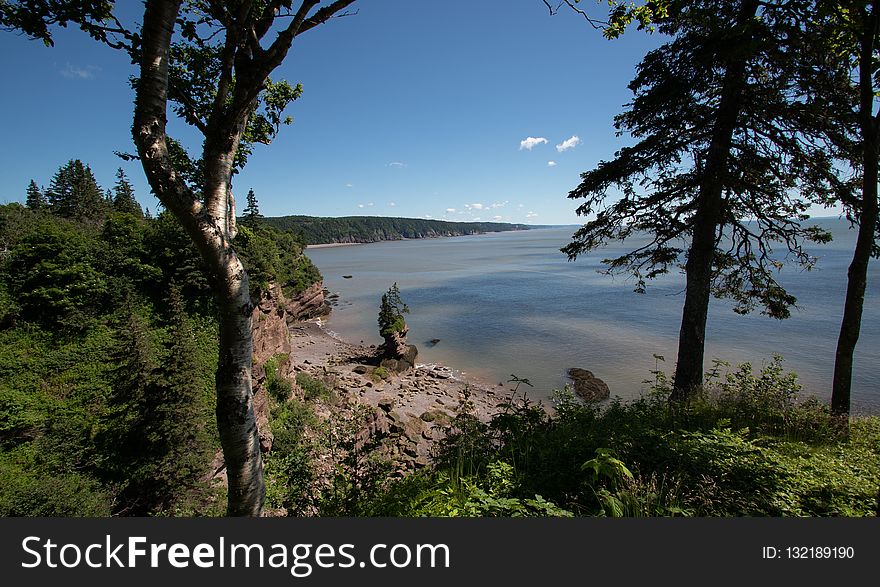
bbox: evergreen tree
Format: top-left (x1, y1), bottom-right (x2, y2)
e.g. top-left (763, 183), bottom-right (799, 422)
top-left (153, 282), bottom-right (212, 510)
top-left (112, 168), bottom-right (143, 217)
top-left (378, 282), bottom-right (409, 337)
top-left (561, 0), bottom-right (836, 399)
top-left (103, 290), bottom-right (211, 515)
top-left (103, 303), bottom-right (162, 514)
top-left (241, 188), bottom-right (262, 227)
top-left (803, 0), bottom-right (880, 415)
top-left (46, 159), bottom-right (107, 221)
top-left (25, 180), bottom-right (46, 210)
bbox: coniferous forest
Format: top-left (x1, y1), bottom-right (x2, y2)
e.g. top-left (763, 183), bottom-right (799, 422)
top-left (263, 215), bottom-right (530, 245)
top-left (0, 162), bottom-right (321, 515)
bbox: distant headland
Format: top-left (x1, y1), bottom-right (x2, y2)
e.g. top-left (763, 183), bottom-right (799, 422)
top-left (262, 215), bottom-right (531, 246)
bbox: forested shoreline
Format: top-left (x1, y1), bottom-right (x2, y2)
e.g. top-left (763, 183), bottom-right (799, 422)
top-left (0, 0), bottom-right (878, 519)
top-left (263, 215), bottom-right (530, 245)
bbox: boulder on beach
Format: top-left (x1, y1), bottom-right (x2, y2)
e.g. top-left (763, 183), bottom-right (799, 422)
top-left (567, 368), bottom-right (610, 402)
top-left (381, 344), bottom-right (418, 373)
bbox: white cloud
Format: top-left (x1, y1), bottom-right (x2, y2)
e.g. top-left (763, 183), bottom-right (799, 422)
top-left (526, 211), bottom-right (539, 219)
top-left (367, 202), bottom-right (374, 207)
top-left (465, 203), bottom-right (485, 211)
top-left (424, 214), bottom-right (433, 219)
top-left (61, 63), bottom-right (100, 79)
top-left (345, 183), bottom-right (353, 188)
top-left (556, 136), bottom-right (581, 152)
top-left (387, 161), bottom-right (407, 168)
top-left (518, 204), bottom-right (525, 208)
top-left (446, 208), bottom-right (457, 214)
top-left (388, 201), bottom-right (397, 207)
top-left (547, 161), bottom-right (557, 167)
top-left (492, 215), bottom-right (504, 221)
top-left (519, 137), bottom-right (548, 151)
top-left (357, 203), bottom-right (365, 209)
top-left (490, 201), bottom-right (508, 209)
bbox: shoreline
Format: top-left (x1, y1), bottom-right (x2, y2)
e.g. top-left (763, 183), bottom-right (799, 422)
top-left (286, 319), bottom-right (535, 467)
top-left (306, 242), bottom-right (363, 249)
top-left (288, 319), bottom-right (521, 417)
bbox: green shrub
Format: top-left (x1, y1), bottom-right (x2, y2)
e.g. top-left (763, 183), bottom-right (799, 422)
top-left (418, 359), bottom-right (880, 517)
top-left (264, 354), bottom-right (293, 403)
top-left (295, 372), bottom-right (332, 401)
top-left (390, 461), bottom-right (572, 517)
top-left (0, 453), bottom-right (111, 516)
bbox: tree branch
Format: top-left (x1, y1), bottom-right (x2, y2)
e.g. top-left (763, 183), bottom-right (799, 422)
top-left (543, 0), bottom-right (604, 30)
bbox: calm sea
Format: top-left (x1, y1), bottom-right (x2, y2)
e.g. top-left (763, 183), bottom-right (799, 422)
top-left (305, 218), bottom-right (880, 414)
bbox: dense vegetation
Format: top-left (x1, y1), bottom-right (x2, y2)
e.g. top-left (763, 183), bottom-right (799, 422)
top-left (256, 357), bottom-right (880, 517)
top-left (263, 215), bottom-right (531, 245)
top-left (0, 162), bottom-right (322, 516)
top-left (2, 161), bottom-right (878, 517)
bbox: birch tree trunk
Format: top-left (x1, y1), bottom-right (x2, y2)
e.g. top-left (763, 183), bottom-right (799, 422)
top-left (133, 0), bottom-right (263, 515)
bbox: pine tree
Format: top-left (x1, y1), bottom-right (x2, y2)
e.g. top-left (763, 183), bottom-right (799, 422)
top-left (46, 159), bottom-right (107, 221)
top-left (151, 283), bottom-right (212, 512)
top-left (112, 168), bottom-right (143, 217)
top-left (25, 180), bottom-right (46, 210)
top-left (241, 188), bottom-right (262, 227)
top-left (378, 282), bottom-right (409, 337)
top-left (103, 302), bottom-right (161, 514)
top-left (103, 290), bottom-right (211, 514)
top-left (806, 0), bottom-right (880, 415)
top-left (562, 1), bottom-right (837, 399)
top-left (45, 162), bottom-right (73, 214)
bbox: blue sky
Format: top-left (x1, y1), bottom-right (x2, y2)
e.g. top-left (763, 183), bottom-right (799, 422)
top-left (0, 1), bottom-right (835, 225)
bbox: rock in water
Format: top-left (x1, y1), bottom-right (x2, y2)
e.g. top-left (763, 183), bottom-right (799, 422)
top-left (567, 368), bottom-right (610, 402)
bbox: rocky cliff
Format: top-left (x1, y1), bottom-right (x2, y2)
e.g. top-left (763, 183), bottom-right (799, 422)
top-left (283, 281), bottom-right (330, 321)
top-left (250, 281), bottom-right (330, 452)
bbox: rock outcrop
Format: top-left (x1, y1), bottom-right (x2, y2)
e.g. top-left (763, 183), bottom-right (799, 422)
top-left (379, 328), bottom-right (419, 373)
top-left (249, 280), bottom-right (328, 452)
top-left (567, 368), bottom-right (611, 402)
top-left (251, 285), bottom-right (294, 452)
top-left (283, 281), bottom-right (331, 322)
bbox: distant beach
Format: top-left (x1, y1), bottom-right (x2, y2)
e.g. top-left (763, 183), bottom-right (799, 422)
top-left (306, 242), bottom-right (363, 249)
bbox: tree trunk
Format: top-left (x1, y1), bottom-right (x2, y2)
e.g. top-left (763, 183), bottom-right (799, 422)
top-left (831, 2), bottom-right (879, 416)
top-left (671, 0), bottom-right (759, 400)
top-left (214, 255), bottom-right (263, 516)
top-left (133, 0), bottom-right (264, 515)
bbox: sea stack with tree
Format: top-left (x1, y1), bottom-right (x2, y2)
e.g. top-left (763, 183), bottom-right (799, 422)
top-left (377, 283), bottom-right (418, 373)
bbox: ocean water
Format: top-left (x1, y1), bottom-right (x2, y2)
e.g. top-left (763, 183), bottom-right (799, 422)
top-left (305, 219), bottom-right (880, 414)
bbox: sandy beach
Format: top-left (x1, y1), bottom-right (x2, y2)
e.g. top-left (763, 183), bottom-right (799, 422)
top-left (305, 242), bottom-right (364, 249)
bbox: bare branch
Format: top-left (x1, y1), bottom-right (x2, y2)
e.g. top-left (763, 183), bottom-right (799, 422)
top-left (543, 0), bottom-right (605, 30)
